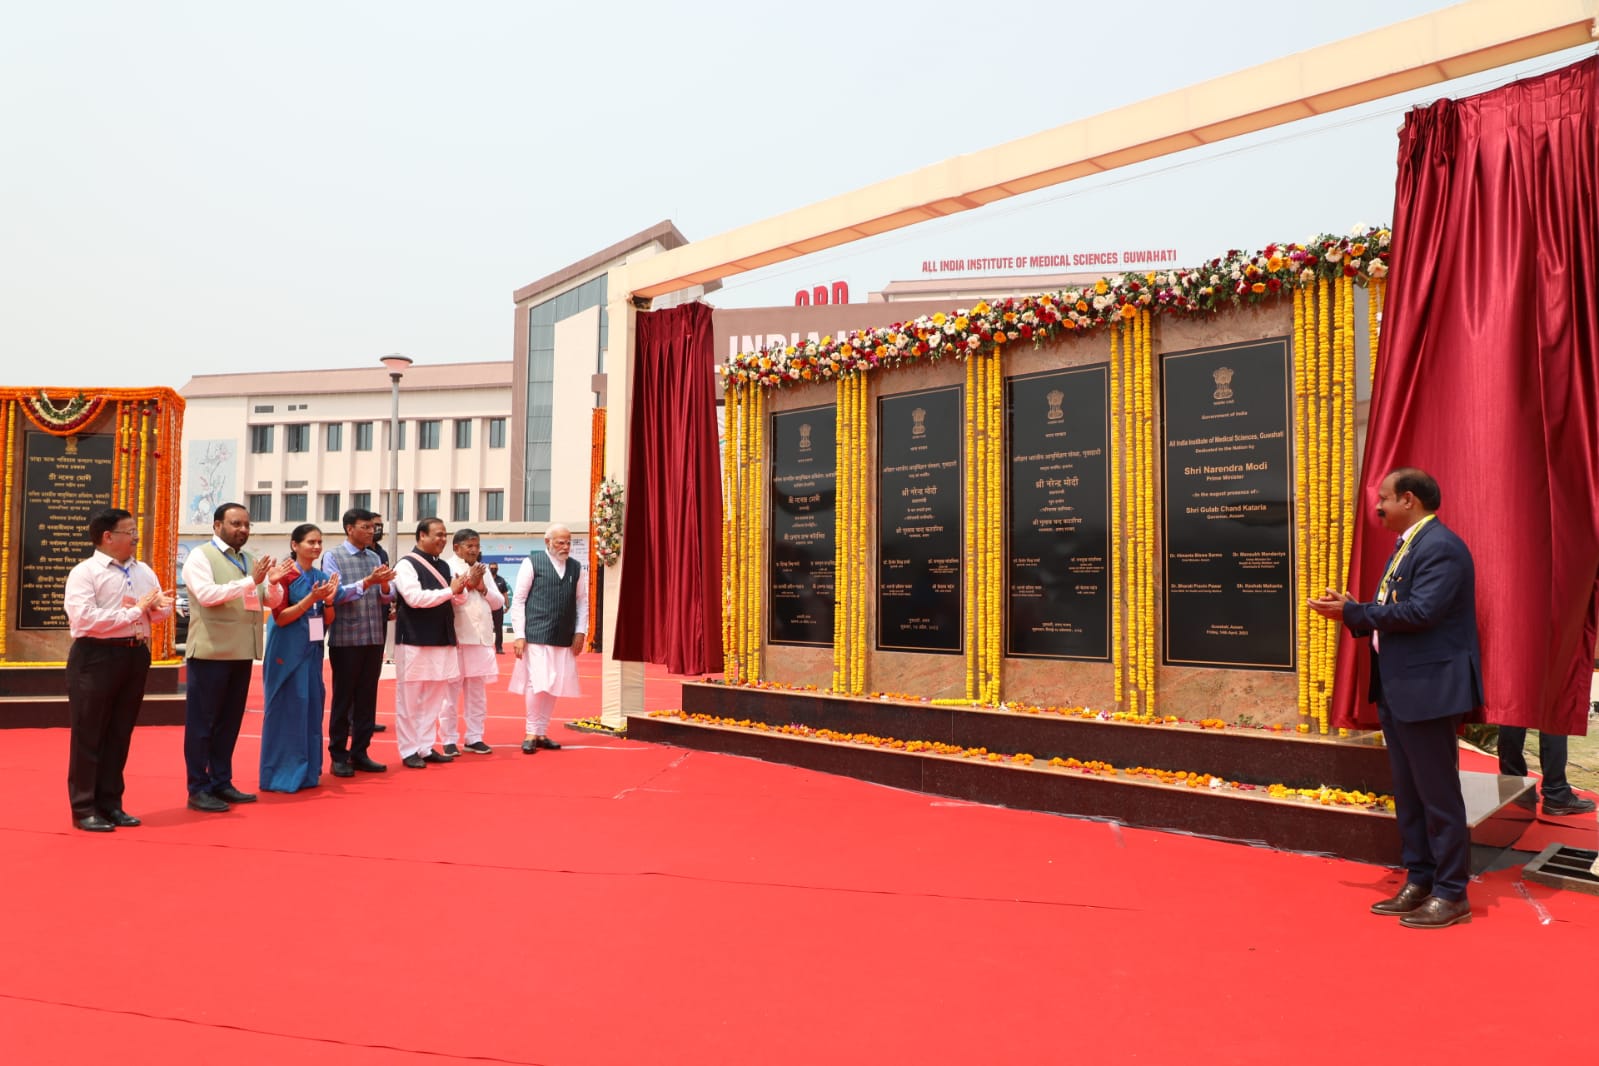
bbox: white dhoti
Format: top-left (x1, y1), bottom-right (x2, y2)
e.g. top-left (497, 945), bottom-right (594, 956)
top-left (511, 642), bottom-right (581, 735)
top-left (439, 644), bottom-right (498, 746)
top-left (395, 644), bottom-right (461, 758)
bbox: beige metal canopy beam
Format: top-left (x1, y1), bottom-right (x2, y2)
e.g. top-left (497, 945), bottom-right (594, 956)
top-left (628, 0), bottom-right (1598, 299)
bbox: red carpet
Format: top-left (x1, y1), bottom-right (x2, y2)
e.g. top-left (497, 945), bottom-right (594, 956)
top-left (2, 662), bottom-right (1596, 1065)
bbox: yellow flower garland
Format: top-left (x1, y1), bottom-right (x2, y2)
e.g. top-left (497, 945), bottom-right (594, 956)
top-left (651, 710), bottom-right (1396, 812)
top-left (1109, 325), bottom-right (1124, 707)
top-left (0, 401), bottom-right (13, 658)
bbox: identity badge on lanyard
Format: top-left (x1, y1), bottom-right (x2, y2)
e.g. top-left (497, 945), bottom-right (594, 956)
top-left (307, 608), bottom-right (324, 643)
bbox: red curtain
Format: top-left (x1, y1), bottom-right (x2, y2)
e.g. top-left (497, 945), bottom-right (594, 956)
top-left (613, 301), bottom-right (723, 674)
top-left (1333, 57), bottom-right (1599, 733)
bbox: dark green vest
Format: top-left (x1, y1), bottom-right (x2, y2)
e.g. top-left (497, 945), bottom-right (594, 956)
top-left (523, 551), bottom-right (581, 646)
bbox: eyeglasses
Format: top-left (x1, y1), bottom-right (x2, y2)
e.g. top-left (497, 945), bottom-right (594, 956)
top-left (109, 529), bottom-right (139, 539)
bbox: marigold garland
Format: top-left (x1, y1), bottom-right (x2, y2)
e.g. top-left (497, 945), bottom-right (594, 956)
top-left (723, 228), bottom-right (1392, 388)
top-left (587, 408), bottom-right (606, 650)
top-left (651, 709), bottom-right (1395, 812)
top-left (830, 373), bottom-right (869, 695)
top-left (0, 402), bottom-right (14, 657)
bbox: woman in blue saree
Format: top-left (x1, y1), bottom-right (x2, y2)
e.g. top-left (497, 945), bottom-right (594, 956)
top-left (260, 524), bottom-right (342, 792)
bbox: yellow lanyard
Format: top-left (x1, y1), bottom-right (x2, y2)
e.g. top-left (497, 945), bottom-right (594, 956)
top-left (1376, 514), bottom-right (1435, 602)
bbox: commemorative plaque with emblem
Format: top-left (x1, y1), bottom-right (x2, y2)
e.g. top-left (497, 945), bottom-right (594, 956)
top-left (877, 386), bottom-right (963, 653)
top-left (1006, 365), bottom-right (1111, 659)
top-left (20, 432), bottom-right (115, 630)
top-left (1161, 338), bottom-right (1295, 669)
top-left (769, 405), bottom-right (837, 646)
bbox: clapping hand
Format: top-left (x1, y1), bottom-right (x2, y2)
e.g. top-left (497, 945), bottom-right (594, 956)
top-left (317, 576), bottom-right (340, 602)
top-left (137, 587), bottom-right (173, 613)
top-left (250, 554), bottom-right (273, 584)
top-left (268, 557), bottom-right (298, 585)
top-left (450, 571), bottom-right (470, 594)
top-left (468, 562), bottom-right (487, 589)
top-left (365, 564), bottom-right (395, 589)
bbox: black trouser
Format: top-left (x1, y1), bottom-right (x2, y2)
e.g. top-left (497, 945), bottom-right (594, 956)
top-left (1379, 704), bottom-right (1470, 900)
top-left (492, 609), bottom-right (505, 652)
top-left (66, 639), bottom-right (151, 819)
top-left (1498, 726), bottom-right (1574, 801)
top-left (184, 657), bottom-right (253, 796)
top-left (327, 643), bottom-right (384, 763)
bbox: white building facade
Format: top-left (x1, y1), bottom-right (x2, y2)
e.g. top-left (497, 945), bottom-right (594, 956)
top-left (179, 361), bottom-right (514, 555)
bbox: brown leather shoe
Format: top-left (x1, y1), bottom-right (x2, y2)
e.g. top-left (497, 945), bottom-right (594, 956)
top-left (1399, 896), bottom-right (1471, 929)
top-left (1370, 882), bottom-right (1431, 916)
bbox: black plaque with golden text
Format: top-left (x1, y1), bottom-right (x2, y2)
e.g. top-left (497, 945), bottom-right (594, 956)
top-left (768, 405), bottom-right (837, 646)
top-left (1006, 365), bottom-right (1111, 659)
top-left (19, 433), bottom-right (116, 630)
top-left (877, 386), bottom-right (962, 653)
top-left (1161, 338), bottom-right (1295, 669)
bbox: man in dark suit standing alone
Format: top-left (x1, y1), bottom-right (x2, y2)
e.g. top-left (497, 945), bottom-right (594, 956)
top-left (1310, 468), bottom-right (1481, 929)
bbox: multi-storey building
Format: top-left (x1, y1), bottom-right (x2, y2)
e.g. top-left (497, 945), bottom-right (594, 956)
top-left (178, 361), bottom-right (514, 558)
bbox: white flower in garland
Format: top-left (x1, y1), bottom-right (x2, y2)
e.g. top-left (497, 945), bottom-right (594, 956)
top-left (592, 477), bottom-right (624, 567)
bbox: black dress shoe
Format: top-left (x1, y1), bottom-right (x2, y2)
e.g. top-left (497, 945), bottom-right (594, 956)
top-left (1400, 896), bottom-right (1472, 929)
top-left (1370, 882), bottom-right (1431, 915)
top-left (73, 814), bottom-right (115, 832)
top-left (534, 736), bottom-right (561, 750)
top-left (373, 723), bottom-right (388, 733)
top-left (331, 762), bottom-right (355, 778)
top-left (101, 810), bottom-right (141, 828)
top-left (188, 792), bottom-right (230, 813)
top-left (213, 786), bottom-right (257, 804)
top-left (422, 749), bottom-right (454, 763)
top-left (521, 736), bottom-right (538, 754)
top-left (402, 754), bottom-right (427, 769)
top-left (1544, 794), bottom-right (1597, 816)
top-left (351, 754), bottom-right (387, 773)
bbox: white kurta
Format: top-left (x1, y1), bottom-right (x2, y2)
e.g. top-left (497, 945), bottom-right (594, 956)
top-left (393, 553), bottom-right (467, 757)
top-left (448, 556), bottom-right (503, 681)
top-left (508, 550), bottom-right (585, 698)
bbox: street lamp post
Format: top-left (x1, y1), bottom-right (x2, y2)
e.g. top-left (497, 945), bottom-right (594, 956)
top-left (380, 354), bottom-right (413, 525)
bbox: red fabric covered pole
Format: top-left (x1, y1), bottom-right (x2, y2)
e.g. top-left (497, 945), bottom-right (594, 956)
top-left (612, 302), bottom-right (724, 674)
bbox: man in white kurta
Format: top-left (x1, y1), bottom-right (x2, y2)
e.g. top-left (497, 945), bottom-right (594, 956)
top-left (439, 529), bottom-right (503, 755)
top-left (511, 524), bottom-right (587, 753)
top-left (393, 518), bottom-right (469, 768)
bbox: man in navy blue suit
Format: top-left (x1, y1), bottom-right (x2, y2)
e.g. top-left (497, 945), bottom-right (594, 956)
top-left (1310, 468), bottom-right (1481, 929)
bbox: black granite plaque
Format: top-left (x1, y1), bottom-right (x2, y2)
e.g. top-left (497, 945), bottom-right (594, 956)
top-left (19, 433), bottom-right (116, 630)
top-left (1161, 338), bottom-right (1295, 669)
top-left (1006, 365), bottom-right (1111, 660)
top-left (877, 386), bottom-right (963, 653)
top-left (768, 405), bottom-right (837, 646)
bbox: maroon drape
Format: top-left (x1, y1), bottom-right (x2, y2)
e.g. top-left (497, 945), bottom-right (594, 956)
top-left (1333, 57), bottom-right (1599, 734)
top-left (612, 301), bottom-right (723, 674)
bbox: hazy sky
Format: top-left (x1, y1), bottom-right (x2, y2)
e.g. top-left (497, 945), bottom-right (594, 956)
top-left (3, 1), bottom-right (1589, 388)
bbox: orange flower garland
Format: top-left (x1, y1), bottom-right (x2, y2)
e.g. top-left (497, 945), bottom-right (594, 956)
top-left (587, 407), bottom-right (606, 651)
top-left (650, 709), bottom-right (1395, 812)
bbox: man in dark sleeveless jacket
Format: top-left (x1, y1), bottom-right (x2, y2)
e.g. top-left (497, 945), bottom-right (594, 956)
top-left (393, 517), bottom-right (468, 769)
top-left (510, 524), bottom-right (587, 753)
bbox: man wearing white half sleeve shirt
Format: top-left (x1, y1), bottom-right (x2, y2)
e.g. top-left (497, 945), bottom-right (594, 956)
top-left (510, 524), bottom-right (586, 753)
